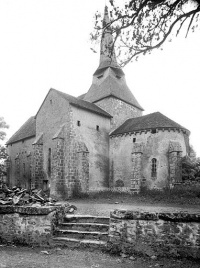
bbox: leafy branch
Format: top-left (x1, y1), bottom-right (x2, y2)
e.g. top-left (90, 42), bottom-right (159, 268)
top-left (91, 0), bottom-right (200, 66)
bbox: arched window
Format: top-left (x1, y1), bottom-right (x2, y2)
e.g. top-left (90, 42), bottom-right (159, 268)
top-left (151, 158), bottom-right (157, 178)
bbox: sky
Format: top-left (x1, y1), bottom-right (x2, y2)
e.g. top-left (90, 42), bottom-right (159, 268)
top-left (0, 0), bottom-right (200, 156)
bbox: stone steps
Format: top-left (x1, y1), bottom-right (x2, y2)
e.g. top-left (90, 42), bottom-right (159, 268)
top-left (59, 222), bottom-right (109, 232)
top-left (53, 237), bottom-right (107, 248)
top-left (53, 214), bottom-right (110, 248)
top-left (63, 215), bottom-right (110, 224)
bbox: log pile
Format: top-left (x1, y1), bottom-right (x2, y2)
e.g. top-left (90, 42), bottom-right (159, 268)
top-left (0, 184), bottom-right (56, 206)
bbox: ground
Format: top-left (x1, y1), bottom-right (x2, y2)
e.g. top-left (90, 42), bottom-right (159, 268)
top-left (0, 246), bottom-right (199, 268)
top-left (64, 199), bottom-right (200, 216)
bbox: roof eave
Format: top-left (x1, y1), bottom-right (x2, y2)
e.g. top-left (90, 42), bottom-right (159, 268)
top-left (110, 127), bottom-right (190, 137)
top-left (70, 102), bottom-right (112, 118)
top-left (6, 134), bottom-right (36, 146)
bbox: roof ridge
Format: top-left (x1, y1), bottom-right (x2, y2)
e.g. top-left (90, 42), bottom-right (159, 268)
top-left (54, 89), bottom-right (112, 118)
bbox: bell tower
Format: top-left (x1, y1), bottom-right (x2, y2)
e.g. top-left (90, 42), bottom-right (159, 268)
top-left (84, 6), bottom-right (144, 131)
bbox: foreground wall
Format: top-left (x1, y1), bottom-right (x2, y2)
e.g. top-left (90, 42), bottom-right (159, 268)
top-left (0, 205), bottom-right (66, 246)
top-left (109, 209), bottom-right (200, 259)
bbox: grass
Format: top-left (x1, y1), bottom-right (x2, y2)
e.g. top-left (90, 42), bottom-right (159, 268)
top-left (71, 185), bottom-right (200, 206)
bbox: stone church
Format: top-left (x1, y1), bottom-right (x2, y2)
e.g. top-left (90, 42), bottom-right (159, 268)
top-left (6, 7), bottom-right (190, 199)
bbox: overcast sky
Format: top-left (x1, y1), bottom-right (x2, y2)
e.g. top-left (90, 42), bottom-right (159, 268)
top-left (0, 0), bottom-right (200, 156)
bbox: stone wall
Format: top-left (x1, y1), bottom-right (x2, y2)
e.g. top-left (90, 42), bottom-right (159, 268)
top-left (6, 137), bottom-right (35, 188)
top-left (109, 209), bottom-right (200, 259)
top-left (168, 141), bottom-right (183, 187)
top-left (131, 143), bottom-right (144, 193)
top-left (95, 96), bottom-right (142, 131)
top-left (109, 130), bottom-right (188, 191)
top-left (35, 89), bottom-right (110, 198)
top-left (0, 205), bottom-right (66, 246)
top-left (36, 89), bottom-right (72, 188)
top-left (51, 131), bottom-right (64, 199)
top-left (71, 105), bottom-right (110, 192)
top-left (31, 134), bottom-right (44, 189)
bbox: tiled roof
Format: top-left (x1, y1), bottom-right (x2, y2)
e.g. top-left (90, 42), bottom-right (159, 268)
top-left (54, 89), bottom-right (112, 118)
top-left (6, 117), bottom-right (36, 145)
top-left (84, 75), bottom-right (144, 110)
top-left (111, 112), bottom-right (189, 136)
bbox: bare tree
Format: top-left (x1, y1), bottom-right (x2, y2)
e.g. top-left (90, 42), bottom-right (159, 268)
top-left (91, 0), bottom-right (200, 66)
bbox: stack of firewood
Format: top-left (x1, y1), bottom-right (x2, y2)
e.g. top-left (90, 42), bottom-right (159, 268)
top-left (0, 184), bottom-right (56, 206)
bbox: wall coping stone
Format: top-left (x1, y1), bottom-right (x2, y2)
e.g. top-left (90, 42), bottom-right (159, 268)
top-left (32, 132), bottom-right (43, 145)
top-left (52, 124), bottom-right (65, 140)
top-left (111, 209), bottom-right (200, 222)
top-left (0, 205), bottom-right (61, 215)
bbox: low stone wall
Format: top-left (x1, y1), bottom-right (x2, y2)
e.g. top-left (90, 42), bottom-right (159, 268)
top-left (108, 210), bottom-right (200, 259)
top-left (0, 205), bottom-right (66, 246)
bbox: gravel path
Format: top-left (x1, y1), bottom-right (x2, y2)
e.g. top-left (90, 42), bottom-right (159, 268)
top-left (59, 200), bottom-right (200, 216)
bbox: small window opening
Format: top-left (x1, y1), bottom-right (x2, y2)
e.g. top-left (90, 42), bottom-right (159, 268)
top-left (50, 99), bottom-right (52, 105)
top-left (48, 148), bottom-right (51, 175)
top-left (116, 75), bottom-right (121, 79)
top-left (151, 158), bottom-right (157, 178)
top-left (133, 138), bottom-right (136, 143)
top-left (151, 129), bottom-right (157, 134)
top-left (97, 75), bottom-right (103, 79)
top-left (96, 125), bottom-right (99, 131)
top-left (77, 120), bottom-right (81, 126)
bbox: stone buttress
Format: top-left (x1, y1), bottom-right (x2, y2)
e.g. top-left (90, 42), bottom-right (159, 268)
top-left (168, 141), bottom-right (183, 187)
top-left (31, 133), bottom-right (44, 189)
top-left (131, 142), bottom-right (144, 193)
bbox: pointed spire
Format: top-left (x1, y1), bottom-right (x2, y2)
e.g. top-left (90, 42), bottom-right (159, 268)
top-left (98, 5), bottom-right (119, 70)
top-left (102, 6), bottom-right (111, 29)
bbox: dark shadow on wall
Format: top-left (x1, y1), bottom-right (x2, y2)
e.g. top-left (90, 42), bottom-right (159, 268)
top-left (95, 154), bottom-right (109, 188)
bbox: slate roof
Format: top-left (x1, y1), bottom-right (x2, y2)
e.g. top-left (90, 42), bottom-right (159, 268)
top-left (6, 116), bottom-right (36, 145)
top-left (111, 112), bottom-right (189, 136)
top-left (83, 76), bottom-right (144, 110)
top-left (54, 89), bottom-right (112, 118)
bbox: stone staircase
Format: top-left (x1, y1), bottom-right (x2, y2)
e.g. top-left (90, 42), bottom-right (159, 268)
top-left (53, 214), bottom-right (110, 248)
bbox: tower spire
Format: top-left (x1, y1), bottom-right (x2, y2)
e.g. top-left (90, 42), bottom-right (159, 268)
top-left (98, 5), bottom-right (119, 70)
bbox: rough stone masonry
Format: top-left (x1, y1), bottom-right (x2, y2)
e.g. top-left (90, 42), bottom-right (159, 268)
top-left (108, 209), bottom-right (200, 259)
